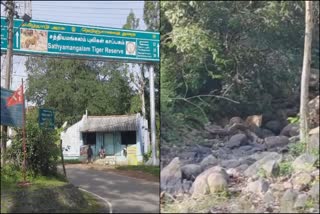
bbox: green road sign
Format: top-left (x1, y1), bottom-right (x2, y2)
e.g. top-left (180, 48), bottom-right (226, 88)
top-left (39, 108), bottom-right (55, 129)
top-left (1, 16), bottom-right (160, 62)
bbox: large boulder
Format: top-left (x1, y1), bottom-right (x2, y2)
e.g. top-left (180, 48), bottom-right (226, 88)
top-left (226, 134), bottom-right (248, 149)
top-left (294, 193), bottom-right (309, 209)
top-left (244, 152), bottom-right (282, 177)
top-left (264, 120), bottom-right (283, 135)
top-left (280, 189), bottom-right (299, 213)
top-left (308, 127), bottom-right (319, 152)
top-left (220, 159), bottom-right (241, 169)
top-left (245, 178), bottom-right (269, 197)
top-left (309, 181), bottom-right (319, 201)
top-left (264, 136), bottom-right (290, 149)
top-left (200, 154), bottom-right (218, 170)
top-left (261, 128), bottom-right (276, 138)
top-left (160, 157), bottom-right (182, 194)
top-left (291, 172), bottom-right (313, 191)
top-left (292, 153), bottom-right (318, 173)
top-left (207, 172), bottom-right (228, 193)
top-left (181, 164), bottom-right (202, 181)
top-left (191, 166), bottom-right (228, 198)
top-left (261, 160), bottom-right (280, 177)
top-left (308, 95), bottom-right (319, 129)
top-left (280, 123), bottom-right (299, 137)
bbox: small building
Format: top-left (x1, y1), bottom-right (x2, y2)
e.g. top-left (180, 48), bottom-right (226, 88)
top-left (61, 113), bottom-right (150, 165)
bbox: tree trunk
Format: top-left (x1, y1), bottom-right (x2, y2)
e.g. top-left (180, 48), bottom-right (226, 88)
top-left (299, 1), bottom-right (313, 153)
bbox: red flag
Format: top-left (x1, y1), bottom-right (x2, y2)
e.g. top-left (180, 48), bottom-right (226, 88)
top-left (6, 85), bottom-right (24, 107)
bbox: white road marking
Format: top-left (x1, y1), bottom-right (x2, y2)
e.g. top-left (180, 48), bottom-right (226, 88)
top-left (79, 187), bottom-right (113, 213)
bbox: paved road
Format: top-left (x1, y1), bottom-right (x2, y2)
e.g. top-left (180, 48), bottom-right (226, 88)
top-left (65, 165), bottom-right (160, 213)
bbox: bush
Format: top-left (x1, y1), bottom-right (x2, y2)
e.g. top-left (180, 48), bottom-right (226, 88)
top-left (279, 161), bottom-right (294, 176)
top-left (288, 142), bottom-right (305, 157)
top-left (143, 150), bottom-right (152, 162)
top-left (6, 108), bottom-right (60, 176)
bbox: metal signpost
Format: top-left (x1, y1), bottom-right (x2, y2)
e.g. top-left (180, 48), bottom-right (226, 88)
top-left (1, 16), bottom-right (160, 62)
top-left (39, 108), bottom-right (55, 129)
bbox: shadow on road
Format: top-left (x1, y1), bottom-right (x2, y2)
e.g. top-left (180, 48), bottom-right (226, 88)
top-left (66, 166), bottom-right (160, 213)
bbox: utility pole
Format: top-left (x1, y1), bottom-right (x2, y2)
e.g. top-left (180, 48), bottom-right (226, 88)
top-left (1, 0), bottom-right (14, 167)
top-left (149, 65), bottom-right (157, 166)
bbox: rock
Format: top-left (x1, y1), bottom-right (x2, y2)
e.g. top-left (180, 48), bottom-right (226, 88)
top-left (245, 178), bottom-right (269, 196)
top-left (244, 152), bottom-right (282, 177)
top-left (265, 120), bottom-right (283, 135)
top-left (200, 155), bottom-right (218, 170)
top-left (280, 189), bottom-right (299, 213)
top-left (191, 166), bottom-right (228, 197)
top-left (207, 172), bottom-right (228, 193)
top-left (182, 179), bottom-right (193, 193)
top-left (309, 181), bottom-right (319, 201)
top-left (261, 128), bottom-right (275, 137)
top-left (226, 134), bottom-right (248, 149)
top-left (181, 164), bottom-right (202, 181)
top-left (236, 164), bottom-right (249, 172)
top-left (308, 95), bottom-right (319, 129)
top-left (294, 193), bottom-right (309, 209)
top-left (264, 190), bottom-right (275, 204)
top-left (308, 127), bottom-right (319, 152)
top-left (280, 123), bottom-right (299, 137)
top-left (220, 159), bottom-right (241, 169)
top-left (291, 172), bottom-right (313, 191)
top-left (289, 136), bottom-right (300, 144)
top-left (292, 153), bottom-right (318, 173)
top-left (226, 168), bottom-right (241, 178)
top-left (160, 157), bottom-right (182, 194)
top-left (261, 160), bottom-right (280, 177)
top-left (264, 136), bottom-right (290, 149)
top-left (239, 145), bottom-right (252, 151)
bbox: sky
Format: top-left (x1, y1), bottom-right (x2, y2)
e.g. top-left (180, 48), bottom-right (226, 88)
top-left (1, 1), bottom-right (146, 91)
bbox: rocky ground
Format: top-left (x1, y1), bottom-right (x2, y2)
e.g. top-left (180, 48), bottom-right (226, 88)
top-left (161, 96), bottom-right (319, 213)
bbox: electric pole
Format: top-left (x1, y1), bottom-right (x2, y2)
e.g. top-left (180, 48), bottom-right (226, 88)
top-left (1, 0), bottom-right (14, 167)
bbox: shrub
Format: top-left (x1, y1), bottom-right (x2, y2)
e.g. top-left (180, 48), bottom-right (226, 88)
top-left (6, 108), bottom-right (60, 177)
top-left (279, 161), bottom-right (293, 176)
top-left (288, 142), bottom-right (305, 157)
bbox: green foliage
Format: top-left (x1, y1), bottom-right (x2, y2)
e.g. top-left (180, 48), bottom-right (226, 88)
top-left (288, 142), bottom-right (306, 157)
top-left (115, 165), bottom-right (160, 177)
top-left (257, 167), bottom-right (267, 178)
top-left (143, 149), bottom-right (152, 162)
top-left (1, 164), bottom-right (21, 185)
top-left (160, 1), bottom-right (319, 145)
top-left (129, 94), bottom-right (142, 114)
top-left (287, 116), bottom-right (299, 124)
top-left (6, 108), bottom-right (60, 176)
top-left (123, 10), bottom-right (139, 30)
top-left (26, 58), bottom-right (135, 127)
top-left (279, 161), bottom-right (294, 176)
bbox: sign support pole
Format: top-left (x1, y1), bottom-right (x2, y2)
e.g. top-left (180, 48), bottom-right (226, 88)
top-left (1, 0), bottom-right (14, 168)
top-left (21, 79), bottom-right (27, 183)
top-left (149, 65), bottom-right (157, 166)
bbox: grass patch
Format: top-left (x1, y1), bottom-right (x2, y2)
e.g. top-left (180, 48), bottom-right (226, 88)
top-left (279, 161), bottom-right (294, 176)
top-left (162, 192), bottom-right (229, 213)
top-left (80, 191), bottom-right (105, 213)
top-left (115, 165), bottom-right (160, 177)
top-left (64, 159), bottom-right (83, 164)
top-left (288, 142), bottom-right (306, 157)
top-left (1, 165), bottom-right (104, 213)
